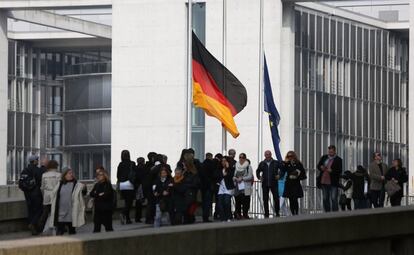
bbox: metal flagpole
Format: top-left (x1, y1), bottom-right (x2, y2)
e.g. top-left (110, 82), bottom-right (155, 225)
top-left (257, 0), bottom-right (264, 165)
top-left (186, 0), bottom-right (193, 148)
top-left (222, 0), bottom-right (228, 155)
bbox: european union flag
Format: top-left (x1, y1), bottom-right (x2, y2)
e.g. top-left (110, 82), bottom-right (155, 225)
top-left (264, 54), bottom-right (282, 161)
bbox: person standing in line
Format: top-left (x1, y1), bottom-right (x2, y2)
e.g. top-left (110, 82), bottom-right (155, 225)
top-left (256, 150), bottom-right (282, 217)
top-left (181, 153), bottom-right (201, 224)
top-left (134, 157), bottom-right (147, 223)
top-left (339, 171), bottom-right (353, 211)
top-left (38, 160), bottom-right (61, 234)
top-left (116, 150), bottom-right (136, 224)
top-left (278, 173), bottom-right (289, 217)
top-left (50, 167), bottom-right (87, 235)
top-left (227, 149), bottom-right (237, 169)
top-left (217, 157), bottom-right (235, 222)
top-left (19, 155), bottom-right (44, 235)
top-left (212, 153), bottom-right (224, 220)
top-left (281, 151), bottom-right (306, 216)
top-left (153, 167), bottom-right (173, 227)
top-left (171, 167), bottom-right (187, 225)
top-left (351, 166), bottom-right (370, 210)
top-left (385, 159), bottom-right (408, 207)
top-left (90, 170), bottom-right (114, 233)
top-left (233, 153), bottom-right (254, 219)
top-left (200, 152), bottom-right (216, 222)
top-left (368, 152), bottom-right (388, 208)
top-left (317, 145), bottom-right (343, 212)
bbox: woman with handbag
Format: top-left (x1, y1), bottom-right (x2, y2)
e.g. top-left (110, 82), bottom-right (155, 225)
top-left (116, 150), bottom-right (136, 224)
top-left (90, 170), bottom-right (114, 232)
top-left (281, 151), bottom-right (306, 215)
top-left (385, 159), bottom-right (408, 206)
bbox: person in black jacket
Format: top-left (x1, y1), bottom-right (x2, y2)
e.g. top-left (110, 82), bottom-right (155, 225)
top-left (153, 167), bottom-right (173, 227)
top-left (116, 150), bottom-right (136, 224)
top-left (385, 159), bottom-right (408, 207)
top-left (256, 150), bottom-right (283, 217)
top-left (181, 153), bottom-right (201, 224)
top-left (200, 153), bottom-right (216, 222)
top-left (20, 155), bottom-right (44, 235)
top-left (90, 170), bottom-right (114, 232)
top-left (281, 151), bottom-right (306, 215)
top-left (171, 167), bottom-right (187, 225)
top-left (351, 165), bottom-right (370, 209)
top-left (317, 145), bottom-right (343, 212)
top-left (217, 157), bottom-right (235, 222)
top-left (134, 157), bottom-right (148, 222)
top-left (212, 153), bottom-right (223, 220)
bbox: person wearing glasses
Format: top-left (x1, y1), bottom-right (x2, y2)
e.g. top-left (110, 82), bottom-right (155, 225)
top-left (90, 170), bottom-right (115, 233)
top-left (233, 153), bottom-right (254, 219)
top-left (281, 151), bottom-right (306, 215)
top-left (256, 150), bottom-right (283, 218)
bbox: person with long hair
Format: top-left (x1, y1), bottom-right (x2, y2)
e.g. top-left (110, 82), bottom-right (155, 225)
top-left (116, 150), bottom-right (136, 224)
top-left (50, 167), bottom-right (87, 235)
top-left (90, 169), bottom-right (115, 232)
top-left (233, 153), bottom-right (253, 219)
top-left (216, 157), bottom-right (235, 222)
top-left (385, 159), bottom-right (408, 206)
top-left (182, 153), bottom-right (200, 224)
top-left (282, 151), bottom-right (306, 215)
top-left (153, 167), bottom-right (173, 227)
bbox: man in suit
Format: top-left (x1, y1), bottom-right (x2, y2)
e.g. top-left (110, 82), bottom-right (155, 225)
top-left (368, 152), bottom-right (388, 208)
top-left (317, 145), bottom-right (343, 212)
top-left (256, 150), bottom-right (283, 217)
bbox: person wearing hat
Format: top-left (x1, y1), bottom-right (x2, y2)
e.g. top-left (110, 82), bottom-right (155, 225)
top-left (19, 155), bottom-right (44, 235)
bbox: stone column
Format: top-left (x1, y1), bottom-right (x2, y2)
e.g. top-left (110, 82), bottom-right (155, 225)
top-left (0, 11), bottom-right (8, 185)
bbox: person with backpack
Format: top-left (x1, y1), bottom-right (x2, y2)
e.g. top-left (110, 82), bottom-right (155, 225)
top-left (90, 170), bottom-right (115, 232)
top-left (233, 153), bottom-right (253, 220)
top-left (19, 155), bottom-right (44, 235)
top-left (38, 160), bottom-right (61, 234)
top-left (116, 150), bottom-right (137, 225)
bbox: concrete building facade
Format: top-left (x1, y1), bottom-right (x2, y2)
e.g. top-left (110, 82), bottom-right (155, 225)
top-left (0, 0), bottom-right (412, 196)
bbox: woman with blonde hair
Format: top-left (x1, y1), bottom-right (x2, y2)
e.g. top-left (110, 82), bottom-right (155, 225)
top-left (50, 167), bottom-right (87, 235)
top-left (281, 151), bottom-right (306, 215)
top-left (90, 169), bottom-right (115, 232)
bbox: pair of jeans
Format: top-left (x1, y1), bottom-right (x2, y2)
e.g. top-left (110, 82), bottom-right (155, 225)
top-left (56, 222), bottom-right (76, 235)
top-left (235, 194), bottom-right (251, 218)
top-left (154, 204), bottom-right (171, 227)
top-left (24, 191), bottom-right (43, 227)
top-left (370, 188), bottom-right (385, 208)
top-left (321, 185), bottom-right (339, 212)
top-left (262, 185), bottom-right (279, 217)
top-left (218, 194), bottom-right (232, 221)
top-left (93, 210), bottom-right (114, 232)
top-left (201, 188), bottom-right (213, 222)
top-left (120, 190), bottom-right (135, 222)
top-left (353, 198), bottom-right (369, 210)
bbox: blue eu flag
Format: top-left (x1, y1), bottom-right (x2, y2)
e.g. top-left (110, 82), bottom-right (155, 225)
top-left (264, 54), bottom-right (282, 161)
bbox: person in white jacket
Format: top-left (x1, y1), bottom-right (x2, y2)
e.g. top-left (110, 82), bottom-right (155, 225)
top-left (50, 167), bottom-right (87, 235)
top-left (38, 160), bottom-right (61, 234)
top-left (233, 153), bottom-right (254, 219)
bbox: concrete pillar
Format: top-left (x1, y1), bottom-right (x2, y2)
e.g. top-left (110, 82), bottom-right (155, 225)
top-left (279, 2), bottom-right (295, 155)
top-left (111, 0), bottom-right (188, 181)
top-left (409, 1), bottom-right (414, 195)
top-left (0, 12), bottom-right (8, 185)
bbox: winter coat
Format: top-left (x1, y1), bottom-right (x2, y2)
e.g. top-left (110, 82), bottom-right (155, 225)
top-left (215, 167), bottom-right (235, 191)
top-left (171, 178), bottom-right (188, 214)
top-left (200, 159), bottom-right (217, 191)
top-left (117, 161), bottom-right (136, 183)
top-left (281, 161), bottom-right (306, 199)
top-left (41, 169), bottom-right (61, 205)
top-left (317, 155), bottom-right (343, 187)
top-left (341, 179), bottom-right (353, 199)
top-left (351, 169), bottom-right (370, 199)
top-left (90, 181), bottom-right (114, 212)
top-left (256, 159), bottom-right (283, 187)
top-left (233, 161), bottom-right (254, 196)
top-left (368, 161), bottom-right (388, 191)
top-left (182, 171), bottom-right (200, 206)
top-left (50, 180), bottom-right (86, 228)
top-left (385, 167), bottom-right (408, 198)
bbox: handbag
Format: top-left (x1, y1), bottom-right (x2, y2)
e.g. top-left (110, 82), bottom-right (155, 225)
top-left (86, 196), bottom-right (94, 210)
top-left (339, 194), bottom-right (347, 205)
top-left (385, 181), bottom-right (401, 197)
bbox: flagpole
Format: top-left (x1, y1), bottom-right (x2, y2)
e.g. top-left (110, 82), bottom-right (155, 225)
top-left (257, 0), bottom-right (264, 165)
top-left (222, 0), bottom-right (227, 155)
top-left (186, 0), bottom-right (193, 148)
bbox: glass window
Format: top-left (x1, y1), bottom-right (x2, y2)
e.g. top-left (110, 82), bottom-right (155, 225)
top-left (370, 30), bottom-right (376, 65)
top-left (302, 91), bottom-right (308, 128)
top-left (351, 25), bottom-right (356, 60)
top-left (344, 23), bottom-right (350, 58)
top-left (357, 27), bottom-right (362, 61)
top-left (337, 22), bottom-right (343, 57)
top-left (322, 17), bottom-right (328, 53)
top-left (330, 19), bottom-right (336, 55)
top-left (295, 11), bottom-right (301, 47)
top-left (310, 14), bottom-right (315, 50)
top-left (302, 12), bottom-right (308, 48)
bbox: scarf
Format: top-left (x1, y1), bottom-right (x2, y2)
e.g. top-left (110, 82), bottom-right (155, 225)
top-left (235, 161), bottom-right (249, 178)
top-left (174, 175), bottom-right (184, 184)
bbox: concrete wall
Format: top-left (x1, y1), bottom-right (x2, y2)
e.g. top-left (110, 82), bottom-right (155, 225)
top-left (1, 206), bottom-right (414, 254)
top-left (0, 12), bottom-right (7, 185)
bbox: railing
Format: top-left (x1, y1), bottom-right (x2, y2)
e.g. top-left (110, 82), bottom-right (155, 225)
top-left (64, 61), bottom-right (111, 76)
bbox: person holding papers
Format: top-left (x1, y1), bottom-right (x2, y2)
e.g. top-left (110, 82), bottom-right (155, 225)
top-left (233, 153), bottom-right (254, 220)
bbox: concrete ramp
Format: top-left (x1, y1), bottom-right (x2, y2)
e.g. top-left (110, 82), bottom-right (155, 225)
top-left (0, 206), bottom-right (414, 255)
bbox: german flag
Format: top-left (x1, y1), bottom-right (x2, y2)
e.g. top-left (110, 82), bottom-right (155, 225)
top-left (192, 32), bottom-right (247, 138)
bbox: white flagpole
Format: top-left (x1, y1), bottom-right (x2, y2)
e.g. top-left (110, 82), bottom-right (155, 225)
top-left (222, 0), bottom-right (228, 155)
top-left (186, 0), bottom-right (193, 148)
top-left (258, 0), bottom-right (264, 165)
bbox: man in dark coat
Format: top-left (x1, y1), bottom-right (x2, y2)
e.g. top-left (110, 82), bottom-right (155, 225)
top-left (256, 150), bottom-right (283, 217)
top-left (200, 153), bottom-right (216, 222)
top-left (20, 155), bottom-right (44, 235)
top-left (317, 145), bottom-right (343, 212)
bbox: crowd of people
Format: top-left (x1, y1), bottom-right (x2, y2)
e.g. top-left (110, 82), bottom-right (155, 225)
top-left (17, 145), bottom-right (409, 236)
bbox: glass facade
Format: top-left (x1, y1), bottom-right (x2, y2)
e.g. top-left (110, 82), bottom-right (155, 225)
top-left (294, 6), bottom-right (409, 193)
top-left (7, 41), bottom-right (112, 183)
